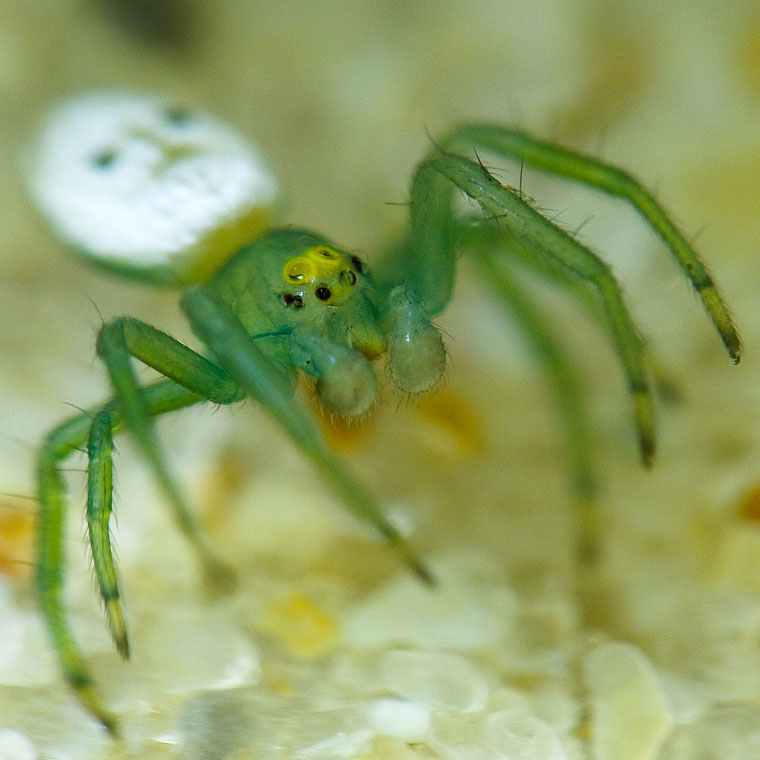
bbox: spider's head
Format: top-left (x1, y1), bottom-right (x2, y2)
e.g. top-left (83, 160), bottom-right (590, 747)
top-left (278, 237), bottom-right (386, 360)
top-left (281, 244), bottom-right (363, 309)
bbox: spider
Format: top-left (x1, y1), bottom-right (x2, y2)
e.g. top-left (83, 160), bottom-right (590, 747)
top-left (27, 91), bottom-right (740, 734)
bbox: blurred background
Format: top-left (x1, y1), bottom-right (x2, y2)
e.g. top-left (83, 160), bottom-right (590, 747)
top-left (2, 0), bottom-right (760, 756)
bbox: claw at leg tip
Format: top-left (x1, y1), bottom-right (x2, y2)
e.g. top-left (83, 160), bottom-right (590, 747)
top-left (413, 559), bottom-right (437, 587)
top-left (633, 391), bottom-right (656, 469)
top-left (80, 684), bottom-right (119, 737)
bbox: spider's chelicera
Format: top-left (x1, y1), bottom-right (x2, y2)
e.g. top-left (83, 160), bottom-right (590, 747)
top-left (29, 93), bottom-right (740, 733)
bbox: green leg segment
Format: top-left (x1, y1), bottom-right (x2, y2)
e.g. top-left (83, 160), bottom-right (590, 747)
top-left (473, 242), bottom-right (601, 563)
top-left (180, 285), bottom-right (434, 584)
top-left (438, 124), bottom-right (741, 364)
top-left (95, 318), bottom-right (242, 584)
top-left (411, 154), bottom-right (655, 465)
top-left (37, 380), bottom-right (206, 733)
top-left (86, 411), bottom-right (127, 658)
top-left (378, 224), bottom-right (600, 560)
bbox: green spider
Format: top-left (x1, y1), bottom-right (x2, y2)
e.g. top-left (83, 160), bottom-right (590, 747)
top-left (28, 92), bottom-right (740, 733)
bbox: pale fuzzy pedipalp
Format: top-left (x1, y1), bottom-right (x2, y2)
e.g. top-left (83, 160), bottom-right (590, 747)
top-left (27, 91), bottom-right (280, 283)
top-left (387, 287), bottom-right (446, 395)
top-left (289, 327), bottom-right (378, 417)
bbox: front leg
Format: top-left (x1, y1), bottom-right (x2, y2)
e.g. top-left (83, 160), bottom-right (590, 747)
top-left (95, 318), bottom-right (243, 581)
top-left (181, 285), bottom-right (433, 584)
top-left (37, 380), bottom-right (210, 733)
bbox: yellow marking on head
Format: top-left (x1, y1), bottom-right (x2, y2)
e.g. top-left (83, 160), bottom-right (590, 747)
top-left (283, 256), bottom-right (317, 284)
top-left (283, 245), bottom-right (359, 303)
top-left (283, 245), bottom-right (343, 285)
top-left (305, 244), bottom-right (342, 269)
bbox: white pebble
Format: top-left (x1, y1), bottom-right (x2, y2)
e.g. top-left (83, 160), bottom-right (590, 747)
top-left (367, 698), bottom-right (431, 743)
top-left (429, 709), bottom-right (567, 760)
top-left (131, 609), bottom-right (261, 696)
top-left (482, 710), bottom-right (568, 760)
top-left (656, 702), bottom-right (760, 760)
top-left (341, 553), bottom-right (517, 651)
top-left (375, 649), bottom-right (489, 714)
top-left (0, 729), bottom-right (37, 760)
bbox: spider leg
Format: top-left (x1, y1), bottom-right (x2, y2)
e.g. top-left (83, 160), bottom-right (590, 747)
top-left (475, 245), bottom-right (596, 503)
top-left (457, 220), bottom-right (684, 405)
top-left (86, 410), bottom-right (125, 657)
top-left (95, 318), bottom-right (242, 584)
top-left (37, 380), bottom-right (206, 733)
top-left (411, 154), bottom-right (655, 465)
top-left (180, 285), bottom-right (433, 584)
top-left (378, 225), bottom-right (598, 523)
top-left (438, 124), bottom-right (741, 363)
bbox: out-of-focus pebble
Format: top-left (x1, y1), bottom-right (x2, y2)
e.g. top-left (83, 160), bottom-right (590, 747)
top-left (584, 642), bottom-right (672, 760)
top-left (180, 690), bottom-right (256, 760)
top-left (0, 579), bottom-right (57, 686)
top-left (375, 649), bottom-right (489, 714)
top-left (0, 729), bottom-right (37, 760)
top-left (714, 519), bottom-right (760, 594)
top-left (366, 697), bottom-right (431, 743)
top-left (341, 554), bottom-right (517, 651)
top-left (131, 609), bottom-right (260, 695)
top-left (655, 702), bottom-right (760, 760)
top-left (258, 592), bottom-right (338, 658)
top-left (482, 710), bottom-right (568, 760)
top-left (429, 709), bottom-right (567, 760)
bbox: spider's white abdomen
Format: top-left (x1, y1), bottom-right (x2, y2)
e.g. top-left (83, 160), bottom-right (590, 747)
top-left (27, 91), bottom-right (280, 284)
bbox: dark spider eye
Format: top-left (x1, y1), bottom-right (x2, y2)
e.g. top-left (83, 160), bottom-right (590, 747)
top-left (350, 255), bottom-right (364, 273)
top-left (283, 293), bottom-right (304, 309)
top-left (92, 148), bottom-right (117, 169)
top-left (315, 286), bottom-right (331, 301)
top-left (340, 270), bottom-right (357, 286)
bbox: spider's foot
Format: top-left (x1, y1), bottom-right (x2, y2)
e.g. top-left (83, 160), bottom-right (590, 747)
top-left (389, 534), bottom-right (436, 586)
top-left (700, 286), bottom-right (742, 364)
top-left (573, 494), bottom-right (602, 569)
top-left (75, 681), bottom-right (120, 737)
top-left (634, 390), bottom-right (656, 468)
top-left (105, 599), bottom-right (130, 659)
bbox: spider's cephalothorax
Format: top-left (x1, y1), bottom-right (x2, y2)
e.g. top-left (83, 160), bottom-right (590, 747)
top-left (206, 228), bottom-right (446, 417)
top-left (28, 92), bottom-right (740, 733)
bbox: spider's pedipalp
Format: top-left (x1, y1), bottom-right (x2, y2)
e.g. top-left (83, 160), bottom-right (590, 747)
top-left (386, 287), bottom-right (446, 396)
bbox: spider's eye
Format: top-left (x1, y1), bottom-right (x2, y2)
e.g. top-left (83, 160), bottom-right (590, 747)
top-left (315, 286), bottom-right (331, 301)
top-left (340, 270), bottom-right (357, 286)
top-left (92, 148), bottom-right (117, 169)
top-left (350, 255), bottom-right (364, 273)
top-left (283, 293), bottom-right (304, 309)
top-left (304, 245), bottom-right (342, 273)
top-left (284, 257), bottom-right (316, 284)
